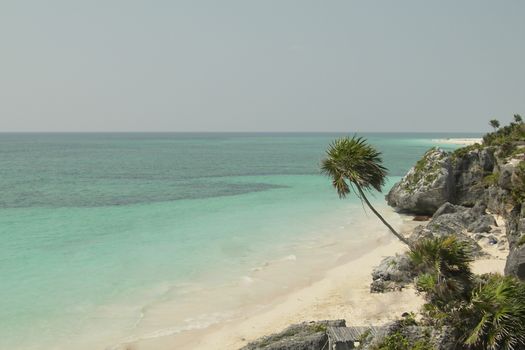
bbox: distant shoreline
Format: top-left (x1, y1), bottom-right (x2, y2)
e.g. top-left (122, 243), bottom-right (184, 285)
top-left (432, 138), bottom-right (482, 145)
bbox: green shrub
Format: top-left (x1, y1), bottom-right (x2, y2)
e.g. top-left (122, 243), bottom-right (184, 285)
top-left (511, 161), bottom-right (525, 204)
top-left (411, 340), bottom-right (435, 350)
top-left (499, 141), bottom-right (516, 158)
top-left (377, 332), bottom-right (410, 350)
top-left (483, 172), bottom-right (500, 187)
top-left (483, 116), bottom-right (525, 148)
top-left (517, 235), bottom-right (525, 247)
top-left (410, 236), bottom-right (474, 311)
top-left (451, 143), bottom-right (482, 161)
top-left (462, 274), bottom-right (525, 349)
top-left (374, 331), bottom-right (435, 350)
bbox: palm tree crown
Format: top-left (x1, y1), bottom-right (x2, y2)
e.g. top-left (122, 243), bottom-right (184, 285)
top-left (321, 136), bottom-right (387, 198)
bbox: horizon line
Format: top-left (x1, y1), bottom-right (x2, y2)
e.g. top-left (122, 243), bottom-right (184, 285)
top-left (0, 130), bottom-right (487, 134)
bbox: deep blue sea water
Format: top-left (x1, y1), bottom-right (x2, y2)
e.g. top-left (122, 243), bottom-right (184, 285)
top-left (0, 133), bottom-right (479, 349)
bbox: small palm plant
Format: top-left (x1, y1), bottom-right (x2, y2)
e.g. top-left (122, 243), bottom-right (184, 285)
top-left (463, 274), bottom-right (525, 350)
top-left (321, 136), bottom-right (410, 246)
top-left (409, 236), bottom-right (474, 311)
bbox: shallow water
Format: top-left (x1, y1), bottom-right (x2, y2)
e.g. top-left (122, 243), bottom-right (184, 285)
top-left (0, 132), bottom-right (477, 349)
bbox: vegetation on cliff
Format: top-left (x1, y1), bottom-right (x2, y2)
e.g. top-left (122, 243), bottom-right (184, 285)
top-left (371, 115), bottom-right (525, 350)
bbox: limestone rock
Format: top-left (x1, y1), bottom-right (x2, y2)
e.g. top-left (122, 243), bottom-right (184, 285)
top-left (453, 149), bottom-right (489, 206)
top-left (370, 254), bottom-right (415, 293)
top-left (499, 164), bottom-right (515, 190)
top-left (467, 215), bottom-right (497, 233)
top-left (387, 148), bottom-right (454, 215)
top-left (504, 244), bottom-right (525, 281)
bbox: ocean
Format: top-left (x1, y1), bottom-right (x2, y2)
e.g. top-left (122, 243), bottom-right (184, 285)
top-left (0, 133), bottom-right (477, 349)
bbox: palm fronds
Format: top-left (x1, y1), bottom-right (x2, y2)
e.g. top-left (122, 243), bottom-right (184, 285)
top-left (410, 236), bottom-right (474, 307)
top-left (321, 136), bottom-right (387, 198)
top-left (463, 274), bottom-right (525, 350)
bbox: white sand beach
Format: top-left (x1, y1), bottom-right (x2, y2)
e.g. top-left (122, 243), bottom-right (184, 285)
top-left (116, 212), bottom-right (508, 350)
top-left (123, 238), bottom-right (419, 350)
top-left (432, 138), bottom-right (483, 145)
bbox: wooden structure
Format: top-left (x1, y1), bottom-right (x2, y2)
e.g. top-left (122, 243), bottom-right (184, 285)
top-left (327, 326), bottom-right (382, 350)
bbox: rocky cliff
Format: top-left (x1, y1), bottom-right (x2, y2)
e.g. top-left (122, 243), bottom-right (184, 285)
top-left (386, 143), bottom-right (525, 280)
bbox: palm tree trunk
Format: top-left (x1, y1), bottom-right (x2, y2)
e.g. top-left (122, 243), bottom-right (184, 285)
top-left (355, 183), bottom-right (411, 247)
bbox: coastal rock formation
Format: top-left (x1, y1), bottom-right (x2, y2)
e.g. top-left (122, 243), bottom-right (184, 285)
top-left (370, 201), bottom-right (500, 292)
top-left (409, 202), bottom-right (497, 257)
top-left (386, 146), bottom-right (498, 214)
top-left (240, 320), bottom-right (345, 350)
top-left (370, 254), bottom-right (415, 293)
top-left (386, 141), bottom-right (525, 281)
top-left (453, 147), bottom-right (495, 206)
top-left (386, 148), bottom-right (454, 215)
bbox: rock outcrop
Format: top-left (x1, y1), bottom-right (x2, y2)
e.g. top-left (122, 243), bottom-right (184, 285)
top-left (386, 146), bottom-right (501, 214)
top-left (370, 254), bottom-right (416, 293)
top-left (386, 148), bottom-right (454, 215)
top-left (240, 320), bottom-right (345, 350)
top-left (504, 205), bottom-right (525, 280)
top-left (504, 244), bottom-right (525, 280)
top-left (386, 142), bottom-right (525, 281)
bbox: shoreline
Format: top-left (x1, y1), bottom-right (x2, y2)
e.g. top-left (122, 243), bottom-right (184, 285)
top-left (122, 213), bottom-right (425, 350)
top-left (431, 138), bottom-right (482, 145)
top-left (125, 212), bottom-right (509, 350)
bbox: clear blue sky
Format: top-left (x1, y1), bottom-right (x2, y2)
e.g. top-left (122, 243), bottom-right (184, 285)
top-left (1, 1), bottom-right (524, 132)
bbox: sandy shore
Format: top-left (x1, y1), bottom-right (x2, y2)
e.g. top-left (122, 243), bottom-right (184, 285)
top-left (125, 217), bottom-right (424, 350)
top-left (122, 214), bottom-right (507, 350)
top-left (193, 239), bottom-right (420, 350)
top-left (432, 138), bottom-right (482, 145)
top-left (190, 220), bottom-right (507, 350)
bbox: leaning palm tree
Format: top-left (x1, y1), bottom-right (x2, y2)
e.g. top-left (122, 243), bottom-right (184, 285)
top-left (321, 136), bottom-right (410, 246)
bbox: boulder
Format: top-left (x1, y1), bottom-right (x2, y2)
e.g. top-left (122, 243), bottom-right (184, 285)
top-left (387, 148), bottom-right (454, 215)
top-left (370, 254), bottom-right (415, 293)
top-left (432, 202), bottom-right (461, 218)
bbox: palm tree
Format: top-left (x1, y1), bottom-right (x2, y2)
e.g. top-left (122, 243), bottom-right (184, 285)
top-left (489, 119), bottom-right (500, 131)
top-left (321, 136), bottom-right (410, 246)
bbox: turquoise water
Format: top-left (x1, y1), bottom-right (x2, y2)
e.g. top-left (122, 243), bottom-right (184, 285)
top-left (0, 133), bottom-right (477, 349)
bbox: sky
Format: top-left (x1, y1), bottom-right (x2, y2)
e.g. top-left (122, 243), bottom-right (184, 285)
top-left (1, 1), bottom-right (524, 132)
